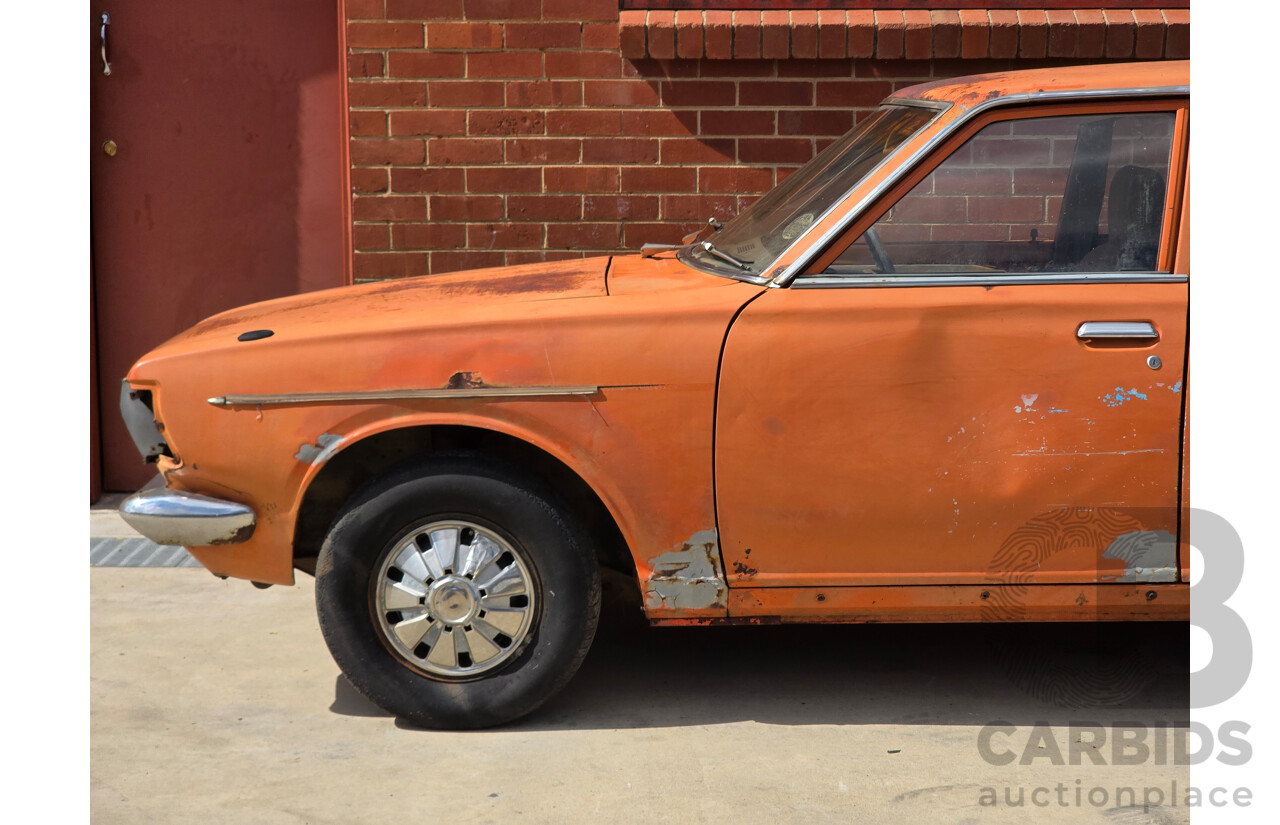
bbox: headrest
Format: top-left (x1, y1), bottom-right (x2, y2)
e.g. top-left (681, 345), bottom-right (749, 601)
top-left (1108, 165), bottom-right (1166, 244)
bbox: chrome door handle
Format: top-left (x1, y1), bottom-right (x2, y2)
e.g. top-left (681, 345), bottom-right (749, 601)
top-left (100, 12), bottom-right (112, 76)
top-left (1077, 321), bottom-right (1159, 340)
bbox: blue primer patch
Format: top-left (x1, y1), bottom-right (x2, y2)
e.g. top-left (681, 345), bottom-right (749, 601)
top-left (1101, 387), bottom-right (1148, 407)
top-left (1047, 408), bottom-right (1068, 414)
top-left (1171, 380), bottom-right (1183, 393)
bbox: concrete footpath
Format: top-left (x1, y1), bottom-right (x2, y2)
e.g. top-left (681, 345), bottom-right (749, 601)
top-left (92, 511), bottom-right (1192, 824)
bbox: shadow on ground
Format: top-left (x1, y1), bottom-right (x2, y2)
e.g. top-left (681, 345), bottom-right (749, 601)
top-left (331, 575), bottom-right (1188, 732)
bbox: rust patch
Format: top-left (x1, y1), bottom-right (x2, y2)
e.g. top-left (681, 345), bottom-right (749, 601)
top-left (445, 371), bottom-right (488, 390)
top-left (644, 530), bottom-right (728, 611)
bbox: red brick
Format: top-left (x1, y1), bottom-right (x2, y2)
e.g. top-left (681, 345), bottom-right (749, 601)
top-left (544, 166), bottom-right (620, 193)
top-left (817, 10), bottom-right (847, 59)
top-left (699, 110), bottom-right (775, 137)
top-left (740, 81), bottom-right (812, 107)
top-left (958, 10), bottom-right (989, 59)
top-left (546, 223), bottom-right (621, 249)
top-left (701, 59), bottom-right (776, 78)
top-left (427, 22), bottom-right (501, 50)
top-left (1013, 167), bottom-right (1068, 195)
top-left (508, 195), bottom-right (582, 221)
top-left (648, 11), bottom-right (676, 60)
top-left (779, 109), bottom-right (852, 137)
top-left (546, 51), bottom-right (620, 79)
top-left (659, 138), bottom-right (734, 165)
top-left (660, 81), bottom-right (735, 108)
top-left (890, 195), bottom-right (966, 224)
top-left (429, 81), bottom-right (502, 108)
top-left (389, 109), bottom-right (466, 136)
top-left (815, 80), bottom-right (892, 108)
top-left (431, 250), bottom-right (504, 274)
top-left (739, 138), bottom-right (813, 165)
top-left (390, 167), bottom-right (465, 192)
top-left (351, 168), bottom-right (389, 194)
top-left (462, 0), bottom-right (528, 20)
top-left (348, 81), bottom-right (426, 108)
top-left (548, 109), bottom-right (621, 136)
top-left (583, 80), bottom-right (660, 107)
top-left (930, 10), bottom-right (961, 60)
top-left (618, 11), bottom-right (647, 59)
top-left (851, 59), bottom-right (931, 79)
top-left (542, 0), bottom-right (618, 23)
top-left (622, 57), bottom-right (698, 81)
top-left (988, 10), bottom-right (1019, 59)
top-left (505, 138), bottom-right (581, 164)
top-left (874, 11), bottom-right (904, 60)
top-left (1075, 10), bottom-right (1106, 59)
top-left (428, 138), bottom-right (503, 165)
top-left (506, 80), bottom-right (581, 108)
top-left (622, 109), bottom-right (698, 137)
top-left (430, 195), bottom-right (503, 221)
top-left (968, 196), bottom-right (1047, 224)
top-left (347, 22), bottom-right (423, 49)
top-left (1046, 10), bottom-right (1078, 58)
top-left (583, 195), bottom-right (659, 221)
top-left (932, 167), bottom-right (1012, 196)
top-left (1017, 10), bottom-right (1049, 59)
top-left (506, 22), bottom-right (581, 50)
top-left (848, 11), bottom-right (875, 59)
top-left (391, 223), bottom-right (466, 250)
top-left (466, 110), bottom-right (545, 137)
top-left (1164, 10), bottom-right (1189, 59)
top-left (1132, 10), bottom-right (1165, 59)
top-left (386, 0), bottom-right (460, 19)
top-left (350, 111), bottom-right (387, 137)
top-left (582, 138), bottom-right (658, 164)
top-left (467, 52), bottom-right (542, 79)
top-left (704, 11), bottom-right (733, 60)
top-left (761, 10), bottom-right (790, 59)
top-left (789, 11), bottom-right (819, 59)
top-left (622, 223), bottom-right (684, 247)
top-left (699, 165), bottom-right (773, 194)
top-left (353, 224), bottom-right (390, 250)
top-left (347, 0), bottom-right (385, 20)
top-left (468, 222), bottom-right (543, 250)
top-left (353, 195), bottom-right (426, 222)
top-left (902, 10), bottom-right (932, 60)
top-left (583, 22), bottom-right (620, 51)
top-left (675, 10), bottom-right (703, 59)
top-left (354, 252), bottom-right (429, 279)
top-left (506, 250), bottom-right (582, 266)
top-left (732, 11), bottom-right (762, 59)
top-left (348, 53), bottom-right (384, 79)
top-left (1103, 10), bottom-right (1136, 58)
top-left (661, 194), bottom-right (737, 222)
top-left (386, 51), bottom-right (464, 79)
top-left (351, 138), bottom-right (424, 166)
top-left (621, 167), bottom-right (696, 193)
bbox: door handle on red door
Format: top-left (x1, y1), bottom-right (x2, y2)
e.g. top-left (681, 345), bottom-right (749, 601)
top-left (1077, 321), bottom-right (1159, 341)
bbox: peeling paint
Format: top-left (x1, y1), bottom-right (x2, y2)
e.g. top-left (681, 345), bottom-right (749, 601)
top-left (295, 433), bottom-right (344, 466)
top-left (1100, 387), bottom-right (1148, 407)
top-left (1101, 530), bottom-right (1177, 582)
top-left (1170, 380), bottom-right (1183, 393)
top-left (644, 529), bottom-right (728, 611)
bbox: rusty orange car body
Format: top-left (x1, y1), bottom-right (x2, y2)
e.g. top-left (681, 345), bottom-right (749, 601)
top-left (120, 61), bottom-right (1189, 726)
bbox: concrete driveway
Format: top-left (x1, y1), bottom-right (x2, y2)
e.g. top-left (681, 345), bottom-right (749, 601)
top-left (92, 567), bottom-right (1189, 824)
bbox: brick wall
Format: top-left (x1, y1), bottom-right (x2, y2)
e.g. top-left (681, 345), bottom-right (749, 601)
top-left (344, 1), bottom-right (1188, 280)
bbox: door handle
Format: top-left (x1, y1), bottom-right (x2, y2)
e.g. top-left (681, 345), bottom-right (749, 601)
top-left (1077, 321), bottom-right (1159, 341)
top-left (100, 12), bottom-right (112, 76)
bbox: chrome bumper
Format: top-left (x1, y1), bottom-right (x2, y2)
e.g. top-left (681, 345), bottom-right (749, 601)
top-left (120, 479), bottom-right (256, 546)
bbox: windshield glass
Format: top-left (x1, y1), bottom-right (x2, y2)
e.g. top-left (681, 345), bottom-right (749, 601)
top-left (681, 104), bottom-right (936, 278)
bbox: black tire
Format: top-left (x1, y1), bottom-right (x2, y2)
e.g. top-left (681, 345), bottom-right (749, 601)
top-left (315, 454), bottom-right (601, 729)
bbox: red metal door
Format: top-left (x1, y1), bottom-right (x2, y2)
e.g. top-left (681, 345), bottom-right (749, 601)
top-left (90, 1), bottom-right (346, 492)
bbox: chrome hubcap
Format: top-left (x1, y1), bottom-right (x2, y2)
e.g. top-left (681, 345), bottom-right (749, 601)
top-left (374, 520), bottom-right (536, 678)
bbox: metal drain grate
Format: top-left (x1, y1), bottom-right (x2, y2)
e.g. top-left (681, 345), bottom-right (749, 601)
top-left (90, 537), bottom-right (201, 568)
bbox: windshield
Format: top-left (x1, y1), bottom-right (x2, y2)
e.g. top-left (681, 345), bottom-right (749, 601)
top-left (681, 104), bottom-right (937, 279)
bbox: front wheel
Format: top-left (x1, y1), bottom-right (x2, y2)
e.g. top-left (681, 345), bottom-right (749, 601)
top-left (315, 456), bottom-right (600, 729)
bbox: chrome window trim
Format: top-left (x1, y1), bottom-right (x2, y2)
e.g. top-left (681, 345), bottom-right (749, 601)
top-left (769, 84), bottom-right (1190, 289)
top-left (792, 272), bottom-right (1189, 289)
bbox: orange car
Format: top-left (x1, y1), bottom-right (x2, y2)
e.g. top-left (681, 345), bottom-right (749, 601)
top-left (120, 61), bottom-right (1190, 728)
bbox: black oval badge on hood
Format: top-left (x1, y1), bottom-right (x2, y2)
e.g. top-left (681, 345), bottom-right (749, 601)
top-left (237, 329), bottom-right (274, 342)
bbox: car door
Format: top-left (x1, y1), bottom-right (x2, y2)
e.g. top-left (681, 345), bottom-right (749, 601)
top-left (716, 100), bottom-right (1189, 589)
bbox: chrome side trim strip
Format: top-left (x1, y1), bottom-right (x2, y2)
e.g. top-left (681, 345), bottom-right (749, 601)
top-left (208, 385), bottom-right (601, 407)
top-left (792, 273), bottom-right (1189, 289)
top-left (771, 84), bottom-right (1190, 289)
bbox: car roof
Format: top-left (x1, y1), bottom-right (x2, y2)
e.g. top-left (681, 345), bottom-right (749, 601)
top-left (891, 60), bottom-right (1189, 108)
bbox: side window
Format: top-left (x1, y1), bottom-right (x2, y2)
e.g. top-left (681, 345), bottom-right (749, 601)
top-left (827, 110), bottom-right (1176, 276)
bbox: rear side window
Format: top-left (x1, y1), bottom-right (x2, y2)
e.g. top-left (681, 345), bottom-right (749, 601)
top-left (827, 111), bottom-right (1176, 276)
